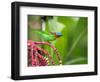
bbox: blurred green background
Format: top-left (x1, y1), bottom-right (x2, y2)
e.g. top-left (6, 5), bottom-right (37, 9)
top-left (28, 15), bottom-right (88, 65)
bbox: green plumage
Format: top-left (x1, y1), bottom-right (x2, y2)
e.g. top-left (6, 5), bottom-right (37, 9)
top-left (35, 30), bottom-right (56, 42)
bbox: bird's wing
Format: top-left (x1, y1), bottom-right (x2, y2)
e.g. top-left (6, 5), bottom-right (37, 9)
top-left (35, 30), bottom-right (51, 35)
top-left (41, 31), bottom-right (51, 35)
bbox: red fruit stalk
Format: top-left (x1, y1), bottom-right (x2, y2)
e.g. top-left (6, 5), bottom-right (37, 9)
top-left (34, 42), bottom-right (62, 65)
top-left (28, 40), bottom-right (48, 66)
top-left (28, 40), bottom-right (62, 66)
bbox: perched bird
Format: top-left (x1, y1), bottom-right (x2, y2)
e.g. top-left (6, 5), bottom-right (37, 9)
top-left (35, 30), bottom-right (62, 42)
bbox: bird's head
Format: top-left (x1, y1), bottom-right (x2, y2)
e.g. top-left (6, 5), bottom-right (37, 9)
top-left (51, 32), bottom-right (62, 38)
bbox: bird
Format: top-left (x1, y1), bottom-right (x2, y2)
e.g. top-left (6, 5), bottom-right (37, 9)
top-left (35, 30), bottom-right (62, 42)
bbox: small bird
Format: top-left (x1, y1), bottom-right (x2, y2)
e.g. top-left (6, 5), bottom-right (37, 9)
top-left (35, 30), bottom-right (62, 42)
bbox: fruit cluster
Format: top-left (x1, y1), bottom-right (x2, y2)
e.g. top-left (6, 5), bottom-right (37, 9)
top-left (28, 40), bottom-right (62, 66)
top-left (28, 40), bottom-right (47, 66)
